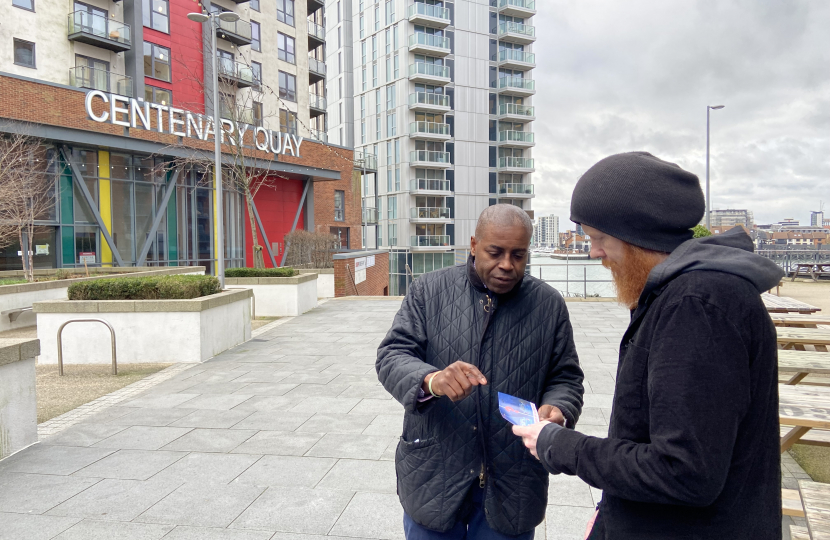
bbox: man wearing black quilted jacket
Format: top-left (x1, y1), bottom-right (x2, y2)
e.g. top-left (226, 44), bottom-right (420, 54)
top-left (377, 203), bottom-right (585, 540)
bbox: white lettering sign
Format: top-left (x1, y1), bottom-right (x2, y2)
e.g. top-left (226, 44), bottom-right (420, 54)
top-left (84, 91), bottom-right (303, 157)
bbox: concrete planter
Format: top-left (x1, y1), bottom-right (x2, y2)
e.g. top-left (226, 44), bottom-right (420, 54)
top-left (0, 338), bottom-right (39, 461)
top-left (299, 268), bottom-right (334, 298)
top-left (226, 273), bottom-right (318, 316)
top-left (33, 289), bottom-right (251, 365)
top-left (0, 267), bottom-right (206, 333)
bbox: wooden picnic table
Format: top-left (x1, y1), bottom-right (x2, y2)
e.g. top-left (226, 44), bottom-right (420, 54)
top-left (792, 263), bottom-right (830, 282)
top-left (778, 327), bottom-right (830, 352)
top-left (779, 350), bottom-right (830, 385)
top-left (772, 314), bottom-right (830, 328)
top-left (779, 384), bottom-right (830, 452)
top-left (763, 293), bottom-right (821, 314)
top-left (799, 480), bottom-right (830, 539)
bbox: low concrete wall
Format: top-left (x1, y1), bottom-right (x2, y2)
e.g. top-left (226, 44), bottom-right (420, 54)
top-left (226, 274), bottom-right (318, 316)
top-left (0, 267), bottom-right (206, 332)
top-left (299, 269), bottom-right (335, 298)
top-left (0, 338), bottom-right (39, 460)
top-left (33, 289), bottom-right (251, 365)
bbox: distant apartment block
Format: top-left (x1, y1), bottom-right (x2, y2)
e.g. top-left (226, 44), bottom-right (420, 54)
top-left (535, 214), bottom-right (559, 248)
top-left (708, 209), bottom-right (754, 229)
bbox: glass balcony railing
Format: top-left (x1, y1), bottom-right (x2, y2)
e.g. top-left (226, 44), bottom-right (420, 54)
top-left (498, 157), bottom-right (534, 169)
top-left (69, 66), bottom-right (133, 97)
top-left (496, 76), bottom-right (535, 92)
top-left (495, 49), bottom-right (535, 65)
top-left (410, 121), bottom-right (450, 137)
top-left (409, 92), bottom-right (450, 108)
top-left (409, 62), bottom-right (450, 79)
top-left (408, 2), bottom-right (451, 22)
top-left (498, 130), bottom-right (534, 144)
top-left (410, 178), bottom-right (451, 192)
top-left (310, 128), bottom-right (328, 142)
top-left (217, 17), bottom-right (252, 41)
top-left (309, 93), bottom-right (327, 110)
top-left (67, 11), bottom-right (131, 47)
top-left (308, 20), bottom-right (325, 40)
top-left (363, 207), bottom-right (378, 224)
top-left (218, 59), bottom-right (255, 86)
top-left (411, 150), bottom-right (451, 164)
top-left (498, 183), bottom-right (535, 195)
top-left (308, 56), bottom-right (327, 75)
top-left (497, 21), bottom-right (536, 39)
top-left (411, 207), bottom-right (451, 219)
top-left (498, 103), bottom-right (535, 117)
top-left (408, 32), bottom-right (451, 51)
top-left (411, 235), bottom-right (450, 247)
top-left (354, 151), bottom-right (378, 170)
top-left (498, 0), bottom-right (536, 12)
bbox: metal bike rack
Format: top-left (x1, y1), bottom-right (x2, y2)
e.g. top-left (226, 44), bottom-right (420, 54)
top-left (57, 318), bottom-right (117, 376)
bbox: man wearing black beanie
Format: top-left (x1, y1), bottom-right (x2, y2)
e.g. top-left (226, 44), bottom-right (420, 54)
top-left (513, 152), bottom-right (785, 539)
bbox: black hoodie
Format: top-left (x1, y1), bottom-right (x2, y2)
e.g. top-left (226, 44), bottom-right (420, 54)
top-left (537, 228), bottom-right (785, 540)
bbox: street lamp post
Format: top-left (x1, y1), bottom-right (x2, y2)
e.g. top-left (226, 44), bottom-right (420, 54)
top-left (187, 9), bottom-right (240, 289)
top-left (705, 104), bottom-right (725, 230)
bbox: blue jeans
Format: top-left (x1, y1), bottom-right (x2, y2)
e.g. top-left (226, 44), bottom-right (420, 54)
top-left (403, 486), bottom-right (535, 540)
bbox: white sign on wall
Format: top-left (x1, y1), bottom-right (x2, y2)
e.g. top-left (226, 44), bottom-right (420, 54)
top-left (354, 257), bottom-right (368, 271)
top-left (366, 255), bottom-right (375, 268)
top-left (354, 269), bottom-right (367, 284)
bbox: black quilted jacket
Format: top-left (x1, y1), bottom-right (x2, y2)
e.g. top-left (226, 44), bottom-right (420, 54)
top-left (376, 257), bottom-right (585, 535)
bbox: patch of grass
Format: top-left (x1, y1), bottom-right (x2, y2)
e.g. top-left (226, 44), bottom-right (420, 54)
top-left (790, 445), bottom-right (830, 483)
top-left (36, 363), bottom-right (172, 423)
top-left (0, 278), bottom-right (27, 286)
top-left (251, 316), bottom-right (280, 330)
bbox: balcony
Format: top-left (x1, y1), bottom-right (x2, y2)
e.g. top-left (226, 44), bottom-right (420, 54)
top-left (309, 93), bottom-right (327, 117)
top-left (217, 59), bottom-right (256, 89)
top-left (354, 151), bottom-right (378, 170)
top-left (308, 20), bottom-right (325, 47)
top-left (410, 121), bottom-right (451, 141)
top-left (408, 32), bottom-right (451, 56)
top-left (497, 157), bottom-right (535, 172)
top-left (217, 17), bottom-right (252, 46)
top-left (409, 92), bottom-right (451, 113)
top-left (498, 130), bottom-right (535, 148)
top-left (496, 103), bottom-right (535, 123)
top-left (310, 128), bottom-right (328, 142)
top-left (362, 207), bottom-right (378, 224)
top-left (411, 235), bottom-right (451, 249)
top-left (497, 0), bottom-right (536, 18)
top-left (69, 66), bottom-right (132, 97)
top-left (497, 21), bottom-right (536, 45)
top-left (408, 2), bottom-right (451, 28)
top-left (410, 207), bottom-right (452, 222)
top-left (498, 183), bottom-right (535, 198)
top-left (410, 150), bottom-right (452, 168)
top-left (307, 0), bottom-right (324, 14)
top-left (408, 62), bottom-right (451, 85)
top-left (494, 49), bottom-right (535, 70)
top-left (494, 76), bottom-right (536, 96)
top-left (67, 11), bottom-right (131, 53)
top-left (410, 178), bottom-right (452, 194)
top-left (308, 56), bottom-right (326, 83)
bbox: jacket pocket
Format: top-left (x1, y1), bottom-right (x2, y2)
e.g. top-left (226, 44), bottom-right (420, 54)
top-left (614, 343), bottom-right (649, 409)
top-left (395, 436), bottom-right (443, 497)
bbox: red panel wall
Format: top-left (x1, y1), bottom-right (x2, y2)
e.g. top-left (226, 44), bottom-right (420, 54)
top-left (244, 177), bottom-right (306, 267)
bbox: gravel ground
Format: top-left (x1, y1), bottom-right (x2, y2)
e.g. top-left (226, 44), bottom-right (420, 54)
top-left (251, 316), bottom-right (280, 330)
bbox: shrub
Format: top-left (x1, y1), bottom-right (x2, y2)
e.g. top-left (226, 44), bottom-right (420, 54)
top-left (692, 224), bottom-right (713, 238)
top-left (283, 230), bottom-right (338, 268)
top-left (68, 275), bottom-right (221, 300)
top-left (225, 267), bottom-right (296, 278)
top-left (53, 269), bottom-right (72, 280)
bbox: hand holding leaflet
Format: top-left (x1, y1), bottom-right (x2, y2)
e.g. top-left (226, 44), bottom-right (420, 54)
top-left (498, 392), bottom-right (540, 426)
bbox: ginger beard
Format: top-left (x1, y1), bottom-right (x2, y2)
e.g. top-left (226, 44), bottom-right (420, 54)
top-left (601, 243), bottom-right (667, 309)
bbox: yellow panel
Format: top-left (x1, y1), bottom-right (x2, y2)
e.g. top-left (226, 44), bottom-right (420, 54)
top-left (98, 151), bottom-right (113, 266)
top-left (214, 168), bottom-right (219, 269)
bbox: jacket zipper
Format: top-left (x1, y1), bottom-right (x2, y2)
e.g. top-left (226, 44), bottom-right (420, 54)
top-left (475, 291), bottom-right (495, 489)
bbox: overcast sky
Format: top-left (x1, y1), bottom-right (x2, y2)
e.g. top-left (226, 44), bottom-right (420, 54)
top-left (531, 0), bottom-right (830, 229)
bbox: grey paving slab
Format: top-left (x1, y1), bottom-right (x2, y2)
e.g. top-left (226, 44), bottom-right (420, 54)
top-left (362, 415), bottom-right (404, 437)
top-left (121, 393), bottom-right (200, 409)
top-left (160, 428), bottom-right (257, 453)
top-left (548, 474), bottom-right (595, 508)
top-left (72, 449), bottom-right (187, 481)
top-left (545, 504), bottom-right (597, 540)
top-left (92, 426), bottom-right (193, 451)
top-left (269, 535), bottom-right (374, 540)
top-left (306, 434), bottom-right (397, 460)
top-left (160, 526), bottom-right (275, 540)
top-left (169, 409), bottom-right (254, 429)
top-left (41, 423), bottom-right (129, 447)
top-left (233, 382), bottom-right (297, 396)
top-left (230, 411), bottom-right (314, 431)
top-left (175, 394), bottom-right (255, 411)
top-left (149, 452), bottom-right (261, 485)
top-left (136, 483), bottom-right (266, 528)
top-left (183, 382), bottom-right (252, 395)
top-left (317, 459), bottom-right (397, 493)
top-left (329, 492), bottom-right (404, 540)
top-left (0, 473), bottom-right (101, 514)
top-left (230, 486), bottom-right (355, 535)
top-left (0, 512), bottom-right (80, 540)
top-left (232, 455), bottom-right (337, 488)
top-left (297, 413), bottom-right (377, 434)
top-left (349, 399), bottom-right (405, 416)
top-left (52, 519), bottom-right (173, 540)
top-left (230, 396), bottom-right (298, 413)
top-left (46, 477), bottom-right (181, 521)
top-left (0, 445), bottom-right (115, 476)
top-left (339, 385), bottom-right (396, 400)
top-left (104, 407), bottom-right (198, 427)
top-left (282, 383), bottom-right (351, 399)
top-left (289, 396), bottom-right (360, 414)
top-left (582, 393), bottom-right (614, 409)
top-left (231, 431), bottom-right (323, 456)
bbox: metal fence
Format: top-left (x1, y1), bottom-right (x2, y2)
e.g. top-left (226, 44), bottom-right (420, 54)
top-left (526, 261), bottom-right (614, 298)
top-left (756, 249), bottom-right (830, 275)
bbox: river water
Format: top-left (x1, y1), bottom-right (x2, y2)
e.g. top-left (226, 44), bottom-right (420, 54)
top-left (527, 256), bottom-right (616, 298)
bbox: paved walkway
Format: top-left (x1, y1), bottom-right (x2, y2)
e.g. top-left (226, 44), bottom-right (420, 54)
top-left (0, 297), bottom-right (800, 539)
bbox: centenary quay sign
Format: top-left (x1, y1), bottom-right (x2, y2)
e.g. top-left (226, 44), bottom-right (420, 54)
top-left (84, 90), bottom-right (304, 157)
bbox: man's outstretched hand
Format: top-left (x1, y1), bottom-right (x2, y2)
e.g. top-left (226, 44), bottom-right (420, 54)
top-left (423, 361), bottom-right (487, 401)
top-left (538, 405), bottom-right (566, 426)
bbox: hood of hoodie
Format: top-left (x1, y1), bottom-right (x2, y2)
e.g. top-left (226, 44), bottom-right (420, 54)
top-left (638, 226), bottom-right (785, 308)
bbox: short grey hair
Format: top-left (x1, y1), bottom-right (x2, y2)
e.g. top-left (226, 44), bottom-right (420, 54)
top-left (475, 204), bottom-right (533, 240)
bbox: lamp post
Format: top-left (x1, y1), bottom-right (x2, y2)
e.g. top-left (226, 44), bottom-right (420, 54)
top-left (705, 104), bottom-right (725, 230)
top-left (187, 9), bottom-right (240, 289)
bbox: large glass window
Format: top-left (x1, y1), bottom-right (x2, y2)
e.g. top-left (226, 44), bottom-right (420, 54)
top-left (334, 190), bottom-right (345, 221)
top-left (142, 0), bottom-right (169, 33)
top-left (278, 33), bottom-right (295, 63)
top-left (143, 42), bottom-right (171, 81)
top-left (278, 71), bottom-right (296, 101)
top-left (251, 61), bottom-right (262, 85)
top-left (251, 21), bottom-right (261, 51)
top-left (13, 0), bottom-right (34, 11)
top-left (253, 102), bottom-right (263, 127)
top-left (276, 0), bottom-right (294, 26)
top-left (387, 195), bottom-right (397, 219)
top-left (279, 109), bottom-right (297, 134)
top-left (250, 0), bottom-right (259, 11)
top-left (13, 39), bottom-right (35, 68)
top-left (145, 85), bottom-right (171, 106)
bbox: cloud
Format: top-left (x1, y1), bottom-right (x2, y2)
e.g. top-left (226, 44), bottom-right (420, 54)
top-left (531, 0), bottom-right (830, 227)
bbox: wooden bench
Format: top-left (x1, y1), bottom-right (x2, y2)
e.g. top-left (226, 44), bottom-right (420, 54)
top-left (779, 350), bottom-right (830, 385)
top-left (1, 306), bottom-right (32, 324)
top-left (764, 293), bottom-right (822, 314)
top-left (799, 480), bottom-right (830, 539)
top-left (773, 314), bottom-right (830, 329)
top-left (779, 384), bottom-right (830, 452)
top-left (792, 263), bottom-right (830, 282)
top-left (778, 328), bottom-right (830, 352)
top-left (780, 426), bottom-right (830, 447)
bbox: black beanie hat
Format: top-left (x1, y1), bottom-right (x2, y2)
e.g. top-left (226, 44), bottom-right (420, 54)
top-left (570, 152), bottom-right (705, 253)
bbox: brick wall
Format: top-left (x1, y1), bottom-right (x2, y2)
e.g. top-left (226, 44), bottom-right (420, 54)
top-left (334, 251), bottom-right (389, 297)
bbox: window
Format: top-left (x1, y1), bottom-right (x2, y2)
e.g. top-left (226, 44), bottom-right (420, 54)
top-left (142, 0), bottom-right (169, 33)
top-left (334, 190), bottom-right (345, 221)
top-left (337, 1), bottom-right (341, 22)
top-left (376, 89), bottom-right (381, 113)
top-left (395, 167), bottom-right (401, 190)
top-left (13, 0), bottom-right (33, 11)
top-left (278, 33), bottom-right (295, 63)
top-left (278, 71), bottom-right (296, 101)
top-left (251, 61), bottom-right (262, 85)
top-left (386, 169), bottom-right (392, 192)
top-left (386, 84), bottom-right (395, 109)
top-left (361, 67), bottom-right (366, 90)
top-left (338, 52), bottom-right (342, 73)
top-left (394, 53), bottom-right (399, 78)
top-left (388, 195), bottom-right (397, 219)
top-left (372, 62), bottom-right (378, 87)
top-left (143, 42), bottom-right (170, 81)
top-left (251, 21), bottom-right (261, 51)
top-left (374, 5), bottom-right (379, 31)
top-left (13, 39), bottom-right (35, 68)
top-left (145, 85), bottom-right (172, 105)
top-left (387, 112), bottom-right (396, 137)
top-left (388, 223), bottom-right (397, 246)
top-left (279, 109), bottom-right (297, 134)
top-left (277, 0), bottom-right (294, 25)
top-left (361, 121), bottom-right (365, 144)
top-left (219, 91), bottom-right (234, 120)
top-left (253, 102), bottom-right (263, 127)
top-left (385, 58), bottom-right (391, 82)
top-left (359, 14), bottom-right (364, 38)
top-left (360, 95), bottom-right (365, 118)
top-left (395, 139), bottom-right (400, 163)
top-left (393, 24), bottom-right (399, 48)
top-left (250, 0), bottom-right (259, 11)
top-left (372, 36), bottom-right (377, 60)
top-left (338, 27), bottom-right (341, 49)
top-left (385, 28), bottom-right (391, 54)
top-left (361, 41), bottom-right (366, 65)
top-left (376, 117), bottom-right (381, 140)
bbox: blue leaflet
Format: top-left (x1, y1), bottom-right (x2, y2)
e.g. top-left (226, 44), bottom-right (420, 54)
top-left (498, 392), bottom-right (539, 426)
